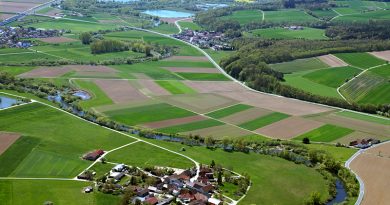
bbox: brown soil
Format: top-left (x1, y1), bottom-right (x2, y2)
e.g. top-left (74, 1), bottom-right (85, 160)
top-left (137, 79), bottom-right (171, 96)
top-left (0, 132), bottom-right (21, 155)
top-left (184, 81), bottom-right (247, 94)
top-left (163, 67), bottom-right (220, 73)
top-left (160, 17), bottom-right (189, 24)
top-left (142, 115), bottom-right (206, 129)
top-left (0, 2), bottom-right (40, 13)
top-left (370, 50), bottom-right (390, 61)
top-left (94, 79), bottom-right (148, 104)
top-left (219, 91), bottom-right (333, 116)
top-left (318, 54), bottom-right (348, 67)
top-left (65, 65), bottom-right (116, 73)
top-left (350, 142), bottom-right (390, 205)
top-left (163, 56), bottom-right (209, 62)
top-left (38, 37), bottom-right (77, 43)
top-left (18, 66), bottom-right (71, 78)
top-left (255, 117), bottom-right (324, 139)
top-left (0, 13), bottom-right (14, 20)
top-left (75, 71), bottom-right (118, 78)
top-left (182, 124), bottom-right (252, 139)
top-left (221, 107), bottom-right (273, 125)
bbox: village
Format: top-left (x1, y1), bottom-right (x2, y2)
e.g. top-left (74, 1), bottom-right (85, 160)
top-left (0, 26), bottom-right (62, 48)
top-left (173, 29), bottom-right (233, 51)
top-left (77, 150), bottom-right (249, 205)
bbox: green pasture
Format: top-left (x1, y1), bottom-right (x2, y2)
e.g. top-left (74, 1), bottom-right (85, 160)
top-left (303, 66), bottom-right (361, 88)
top-left (104, 103), bottom-right (196, 125)
top-left (28, 19), bottom-right (119, 33)
top-left (0, 66), bottom-right (35, 76)
top-left (176, 73), bottom-right (230, 81)
top-left (294, 124), bottom-right (354, 142)
top-left (220, 10), bottom-right (263, 24)
top-left (206, 104), bottom-right (253, 119)
top-left (112, 63), bottom-right (183, 80)
top-left (335, 8), bottom-right (390, 22)
top-left (336, 111), bottom-right (390, 125)
top-left (304, 143), bottom-right (357, 162)
top-left (73, 79), bottom-right (113, 109)
top-left (106, 142), bottom-right (194, 169)
top-left (203, 49), bottom-right (234, 64)
top-left (264, 9), bottom-right (318, 23)
top-left (310, 9), bottom-right (338, 19)
top-left (250, 27), bottom-right (328, 40)
top-left (334, 53), bottom-right (386, 69)
top-left (239, 112), bottom-right (290, 130)
top-left (156, 81), bottom-right (196, 94)
top-left (270, 57), bottom-right (329, 73)
top-left (150, 23), bottom-right (179, 34)
top-left (0, 52), bottom-right (59, 64)
top-left (178, 21), bottom-right (202, 30)
top-left (157, 119), bottom-right (224, 134)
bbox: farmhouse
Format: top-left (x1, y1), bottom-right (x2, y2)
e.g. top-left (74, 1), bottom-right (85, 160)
top-left (349, 138), bottom-right (380, 149)
top-left (82, 149), bottom-right (104, 161)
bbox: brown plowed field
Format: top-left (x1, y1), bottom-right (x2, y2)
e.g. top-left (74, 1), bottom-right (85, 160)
top-left (0, 13), bottom-right (14, 20)
top-left (38, 37), bottom-right (77, 43)
top-left (18, 66), bottom-right (71, 78)
top-left (163, 67), bottom-right (219, 73)
top-left (65, 65), bottom-right (116, 73)
top-left (0, 132), bottom-right (21, 155)
top-left (0, 2), bottom-right (39, 13)
top-left (163, 56), bottom-right (209, 62)
top-left (137, 80), bottom-right (171, 96)
top-left (318, 54), bottom-right (348, 67)
top-left (160, 17), bottom-right (188, 24)
top-left (370, 51), bottom-right (390, 61)
top-left (183, 81), bottom-right (247, 93)
top-left (255, 117), bottom-right (324, 139)
top-left (142, 115), bottom-right (206, 129)
top-left (94, 79), bottom-right (147, 104)
top-left (221, 107), bottom-right (272, 125)
top-left (350, 142), bottom-right (390, 205)
top-left (219, 91), bottom-right (333, 116)
top-left (182, 124), bottom-right (252, 139)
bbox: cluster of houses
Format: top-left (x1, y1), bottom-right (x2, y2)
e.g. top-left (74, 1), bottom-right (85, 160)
top-left (83, 149), bottom-right (105, 161)
top-left (173, 29), bottom-right (233, 51)
top-left (349, 138), bottom-right (380, 149)
top-left (283, 25), bottom-right (304, 30)
top-left (0, 26), bottom-right (62, 48)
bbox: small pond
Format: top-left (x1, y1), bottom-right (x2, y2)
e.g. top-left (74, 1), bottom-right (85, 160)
top-left (0, 96), bottom-right (21, 109)
top-left (142, 10), bottom-right (193, 18)
top-left (327, 179), bottom-right (348, 205)
top-left (72, 90), bottom-right (91, 100)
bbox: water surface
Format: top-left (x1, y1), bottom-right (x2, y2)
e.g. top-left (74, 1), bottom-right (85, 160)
top-left (0, 96), bottom-right (20, 109)
top-left (142, 10), bottom-right (193, 18)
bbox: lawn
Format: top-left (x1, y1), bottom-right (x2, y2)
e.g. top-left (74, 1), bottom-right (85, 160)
top-left (0, 66), bottom-right (35, 76)
top-left (73, 79), bottom-right (113, 109)
top-left (270, 57), bottom-right (329, 73)
top-left (239, 113), bottom-right (290, 130)
top-left (178, 21), bottom-right (202, 30)
top-left (157, 119), bottom-right (224, 134)
top-left (220, 10), bottom-right (263, 25)
top-left (106, 142), bottom-right (194, 169)
top-left (334, 53), bottom-right (386, 69)
top-left (264, 9), bottom-right (318, 24)
top-left (294, 124), bottom-right (354, 142)
top-left (0, 102), bottom-right (133, 178)
top-left (206, 104), bottom-right (253, 119)
top-left (176, 73), bottom-right (230, 81)
top-left (336, 111), bottom-right (390, 125)
top-left (0, 179), bottom-right (120, 205)
top-left (156, 81), bottom-right (196, 94)
top-left (250, 27), bottom-right (328, 40)
top-left (104, 103), bottom-right (196, 125)
top-left (303, 66), bottom-right (361, 88)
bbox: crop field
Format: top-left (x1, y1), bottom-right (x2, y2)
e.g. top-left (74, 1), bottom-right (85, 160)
top-left (239, 112), bottom-right (290, 131)
top-left (203, 49), bottom-right (234, 64)
top-left (176, 73), bottom-right (230, 81)
top-left (335, 9), bottom-right (390, 22)
top-left (302, 66), bottom-right (361, 88)
top-left (336, 111), bottom-right (390, 125)
top-left (28, 19), bottom-right (120, 33)
top-left (0, 52), bottom-right (59, 64)
top-left (310, 9), bottom-right (338, 19)
top-left (156, 80), bottom-right (196, 94)
top-left (294, 124), bottom-right (354, 142)
top-left (73, 80), bottom-right (113, 109)
top-left (150, 23), bottom-right (179, 34)
top-left (0, 102), bottom-right (133, 178)
top-left (206, 104), bottom-right (253, 119)
top-left (178, 21), bottom-right (202, 30)
top-left (250, 27), bottom-right (327, 40)
top-left (104, 103), bottom-right (196, 125)
top-left (220, 10), bottom-right (263, 24)
top-left (157, 119), bottom-right (224, 134)
top-left (0, 66), bottom-right (35, 76)
top-left (334, 53), bottom-right (386, 69)
top-left (270, 57), bottom-right (329, 73)
top-left (264, 9), bottom-right (318, 23)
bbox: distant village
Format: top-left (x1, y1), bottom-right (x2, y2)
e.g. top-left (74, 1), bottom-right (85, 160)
top-left (173, 29), bottom-right (233, 51)
top-left (0, 26), bottom-right (63, 48)
top-left (78, 150), bottom-right (249, 205)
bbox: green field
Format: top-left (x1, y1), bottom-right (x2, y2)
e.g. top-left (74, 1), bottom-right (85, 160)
top-left (303, 66), bottom-right (361, 88)
top-left (157, 119), bottom-right (224, 134)
top-left (239, 113), bottom-right (290, 130)
top-left (304, 143), bottom-right (357, 162)
top-left (150, 23), bottom-right (179, 34)
top-left (203, 49), bottom-right (234, 64)
top-left (220, 10), bottom-right (263, 24)
top-left (264, 9), bottom-right (318, 23)
top-left (176, 73), bottom-right (230, 81)
top-left (334, 53), bottom-right (386, 69)
top-left (0, 102), bottom-right (133, 178)
top-left (250, 27), bottom-right (328, 40)
top-left (28, 19), bottom-right (120, 33)
top-left (0, 66), bottom-right (35, 76)
top-left (0, 52), bottom-right (59, 64)
top-left (335, 9), bottom-right (390, 22)
top-left (104, 103), bottom-right (196, 125)
top-left (206, 104), bottom-right (253, 119)
top-left (270, 57), bottom-right (329, 73)
top-left (336, 111), bottom-right (390, 125)
top-left (310, 9), bottom-right (338, 19)
top-left (106, 142), bottom-right (194, 169)
top-left (178, 21), bottom-right (202, 30)
top-left (73, 80), bottom-right (113, 109)
top-left (294, 124), bottom-right (354, 142)
top-left (156, 81), bottom-right (196, 94)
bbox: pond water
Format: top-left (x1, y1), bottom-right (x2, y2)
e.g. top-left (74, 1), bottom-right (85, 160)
top-left (142, 10), bottom-right (193, 18)
top-left (327, 179), bottom-right (348, 205)
top-left (0, 96), bottom-right (20, 109)
top-left (73, 90), bottom-right (91, 100)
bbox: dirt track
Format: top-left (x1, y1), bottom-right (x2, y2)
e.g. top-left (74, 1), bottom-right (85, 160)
top-left (0, 132), bottom-right (21, 155)
top-left (350, 142), bottom-right (390, 205)
top-left (318, 54), bottom-right (348, 67)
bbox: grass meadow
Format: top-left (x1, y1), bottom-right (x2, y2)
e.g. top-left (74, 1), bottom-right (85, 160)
top-left (176, 73), bottom-right (230, 81)
top-left (239, 113), bottom-right (290, 130)
top-left (250, 27), bottom-right (328, 40)
top-left (270, 57), bottom-right (329, 73)
top-left (73, 80), bottom-right (113, 109)
top-left (334, 53), bottom-right (386, 69)
top-left (220, 10), bottom-right (263, 25)
top-left (150, 23), bottom-right (179, 34)
top-left (156, 81), bottom-right (196, 94)
top-left (206, 104), bottom-right (253, 119)
top-left (178, 21), bottom-right (202, 30)
top-left (157, 119), bottom-right (224, 134)
top-left (302, 66), bottom-right (361, 88)
top-left (0, 66), bottom-right (36, 76)
top-left (336, 111), bottom-right (390, 125)
top-left (264, 9), bottom-right (318, 24)
top-left (294, 124), bottom-right (354, 142)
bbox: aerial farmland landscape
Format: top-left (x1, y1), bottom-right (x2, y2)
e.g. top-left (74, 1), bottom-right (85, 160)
top-left (0, 0), bottom-right (389, 204)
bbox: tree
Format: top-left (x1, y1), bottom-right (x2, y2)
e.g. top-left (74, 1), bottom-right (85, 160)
top-left (80, 32), bottom-right (92, 45)
top-left (302, 137), bottom-right (310, 144)
top-left (210, 160), bottom-right (216, 168)
top-left (205, 136), bottom-right (214, 148)
top-left (305, 191), bottom-right (322, 205)
top-left (130, 176), bottom-right (138, 185)
top-left (217, 171), bottom-right (223, 185)
top-left (134, 199), bottom-right (142, 205)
